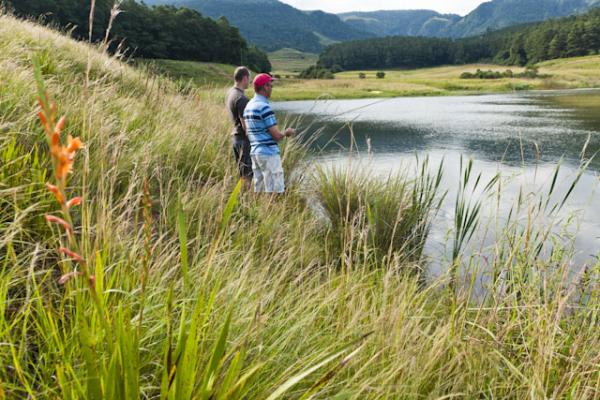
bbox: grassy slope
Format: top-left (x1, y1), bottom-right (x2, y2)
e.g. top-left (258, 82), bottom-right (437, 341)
top-left (140, 58), bottom-right (238, 87)
top-left (268, 48), bottom-right (319, 74)
top-left (1, 13), bottom-right (599, 399)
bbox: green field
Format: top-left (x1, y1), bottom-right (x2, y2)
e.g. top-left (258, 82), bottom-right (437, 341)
top-left (2, 12), bottom-right (600, 399)
top-left (273, 56), bottom-right (600, 100)
top-left (268, 48), bottom-right (319, 74)
top-left (146, 55), bottom-right (600, 101)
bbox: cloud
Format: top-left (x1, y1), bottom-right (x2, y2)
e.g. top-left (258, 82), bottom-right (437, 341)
top-left (279, 0), bottom-right (487, 16)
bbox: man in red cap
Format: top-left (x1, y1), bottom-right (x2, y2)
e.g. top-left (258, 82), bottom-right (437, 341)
top-left (243, 73), bottom-right (295, 193)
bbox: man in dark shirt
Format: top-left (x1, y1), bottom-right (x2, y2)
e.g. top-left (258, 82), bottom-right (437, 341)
top-left (225, 66), bottom-right (252, 185)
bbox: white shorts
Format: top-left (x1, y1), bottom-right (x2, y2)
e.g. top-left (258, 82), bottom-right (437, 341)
top-left (251, 154), bottom-right (285, 193)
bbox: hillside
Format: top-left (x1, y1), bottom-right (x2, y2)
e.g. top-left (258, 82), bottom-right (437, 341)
top-left (145, 0), bottom-right (372, 52)
top-left (316, 8), bottom-right (600, 72)
top-left (268, 48), bottom-right (319, 73)
top-left (141, 0), bottom-right (600, 52)
top-left (449, 0), bottom-right (600, 37)
top-left (1, 11), bottom-right (600, 400)
top-left (141, 59), bottom-right (238, 86)
top-left (339, 10), bottom-right (461, 37)
top-left (3, 0), bottom-right (269, 70)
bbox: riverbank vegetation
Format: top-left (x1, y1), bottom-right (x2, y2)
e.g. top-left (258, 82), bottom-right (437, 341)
top-left (1, 12), bottom-right (599, 399)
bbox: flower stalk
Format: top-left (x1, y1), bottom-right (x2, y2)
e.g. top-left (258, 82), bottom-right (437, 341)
top-left (32, 56), bottom-right (93, 289)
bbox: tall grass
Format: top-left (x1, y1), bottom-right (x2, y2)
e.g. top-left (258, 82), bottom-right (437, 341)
top-left (1, 11), bottom-right (599, 400)
top-left (313, 158), bottom-right (443, 267)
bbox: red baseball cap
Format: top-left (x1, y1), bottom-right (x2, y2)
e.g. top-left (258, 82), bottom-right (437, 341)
top-left (253, 73), bottom-right (274, 89)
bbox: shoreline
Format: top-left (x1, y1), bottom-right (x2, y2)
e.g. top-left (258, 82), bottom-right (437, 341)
top-left (272, 84), bottom-right (600, 102)
top-left (270, 56), bottom-right (600, 101)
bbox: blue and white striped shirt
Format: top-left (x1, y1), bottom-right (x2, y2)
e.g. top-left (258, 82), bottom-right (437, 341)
top-left (243, 94), bottom-right (279, 156)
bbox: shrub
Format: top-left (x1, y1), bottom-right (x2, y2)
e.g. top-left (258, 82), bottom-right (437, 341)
top-left (460, 67), bottom-right (548, 80)
top-left (298, 65), bottom-right (335, 79)
top-left (376, 71), bottom-right (385, 79)
top-left (358, 72), bottom-right (366, 79)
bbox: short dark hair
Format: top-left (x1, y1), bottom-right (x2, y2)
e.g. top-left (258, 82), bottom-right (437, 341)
top-left (234, 66), bottom-right (250, 82)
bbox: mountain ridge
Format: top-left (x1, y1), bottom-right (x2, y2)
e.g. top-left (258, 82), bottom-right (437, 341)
top-left (145, 0), bottom-right (600, 51)
top-left (145, 0), bottom-right (372, 52)
top-left (341, 0), bottom-right (600, 38)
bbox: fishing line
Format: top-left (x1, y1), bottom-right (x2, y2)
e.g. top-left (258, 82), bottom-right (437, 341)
top-left (327, 96), bottom-right (395, 118)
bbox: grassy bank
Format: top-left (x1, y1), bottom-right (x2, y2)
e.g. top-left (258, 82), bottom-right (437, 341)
top-left (1, 13), bottom-right (600, 399)
top-left (273, 56), bottom-right (600, 100)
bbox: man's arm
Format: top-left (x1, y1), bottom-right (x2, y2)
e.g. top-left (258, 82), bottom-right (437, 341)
top-left (262, 104), bottom-right (295, 142)
top-left (237, 97), bottom-right (249, 134)
top-left (267, 126), bottom-right (295, 142)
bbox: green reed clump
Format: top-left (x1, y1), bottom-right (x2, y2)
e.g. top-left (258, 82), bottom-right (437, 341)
top-left (314, 160), bottom-right (443, 267)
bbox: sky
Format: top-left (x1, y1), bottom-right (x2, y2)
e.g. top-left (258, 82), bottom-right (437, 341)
top-left (278, 0), bottom-right (489, 16)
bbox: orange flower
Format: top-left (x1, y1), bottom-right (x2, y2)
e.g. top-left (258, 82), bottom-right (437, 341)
top-left (55, 116), bottom-right (65, 135)
top-left (67, 135), bottom-right (83, 153)
top-left (58, 271), bottom-right (83, 285)
top-left (55, 148), bottom-right (72, 182)
top-left (46, 182), bottom-right (65, 204)
top-left (66, 197), bottom-right (82, 208)
top-left (45, 214), bottom-right (72, 232)
top-left (37, 111), bottom-right (49, 132)
top-left (59, 247), bottom-right (85, 264)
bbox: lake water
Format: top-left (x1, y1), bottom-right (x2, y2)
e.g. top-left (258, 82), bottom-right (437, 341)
top-left (274, 90), bottom-right (600, 278)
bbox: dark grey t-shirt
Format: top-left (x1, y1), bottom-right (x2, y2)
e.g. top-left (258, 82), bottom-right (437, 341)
top-left (225, 86), bottom-right (249, 137)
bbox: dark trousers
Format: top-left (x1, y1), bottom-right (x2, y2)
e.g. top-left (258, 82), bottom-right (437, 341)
top-left (232, 135), bottom-right (253, 179)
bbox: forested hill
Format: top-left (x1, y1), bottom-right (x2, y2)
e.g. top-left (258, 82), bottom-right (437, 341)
top-left (317, 8), bottom-right (600, 70)
top-left (340, 0), bottom-right (600, 39)
top-left (4, 0), bottom-right (271, 71)
top-left (449, 0), bottom-right (600, 37)
top-left (144, 0), bottom-right (372, 53)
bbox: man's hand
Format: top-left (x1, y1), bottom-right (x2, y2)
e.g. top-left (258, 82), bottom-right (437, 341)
top-left (284, 128), bottom-right (296, 137)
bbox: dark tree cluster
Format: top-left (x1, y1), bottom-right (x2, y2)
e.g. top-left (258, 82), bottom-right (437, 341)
top-left (460, 66), bottom-right (547, 79)
top-left (317, 8), bottom-right (600, 70)
top-left (318, 36), bottom-right (456, 70)
top-left (5, 0), bottom-right (271, 72)
top-left (298, 65), bottom-right (334, 79)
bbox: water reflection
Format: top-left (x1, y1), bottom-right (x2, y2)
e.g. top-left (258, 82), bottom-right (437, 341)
top-left (275, 90), bottom-right (600, 278)
top-left (276, 91), bottom-right (600, 169)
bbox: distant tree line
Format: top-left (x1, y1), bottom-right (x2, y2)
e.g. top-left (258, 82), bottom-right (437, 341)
top-left (460, 66), bottom-right (547, 79)
top-left (317, 8), bottom-right (600, 70)
top-left (5, 0), bottom-right (271, 72)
